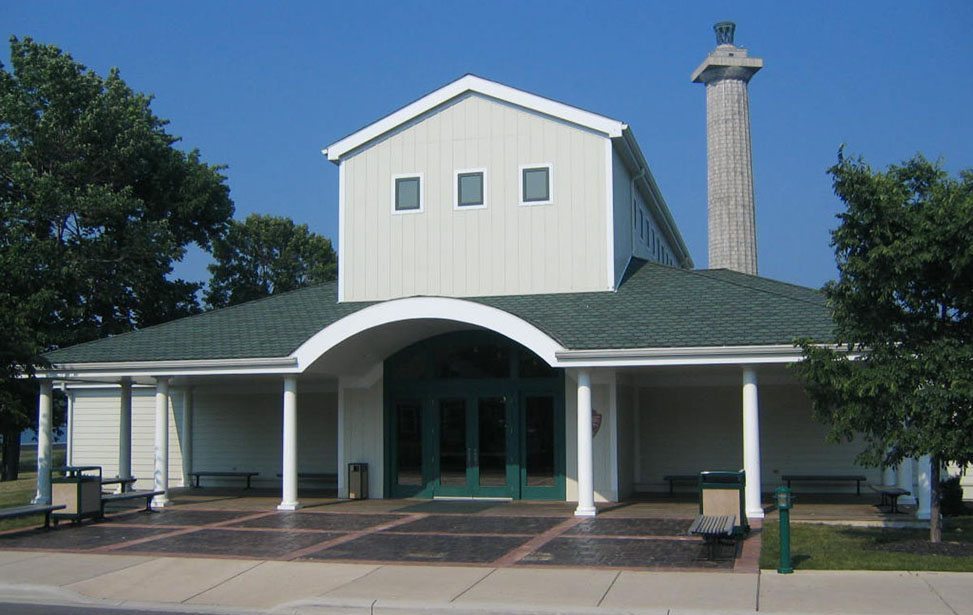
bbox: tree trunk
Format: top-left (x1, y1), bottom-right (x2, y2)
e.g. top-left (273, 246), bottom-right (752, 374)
top-left (0, 432), bottom-right (21, 482)
top-left (929, 456), bottom-right (941, 543)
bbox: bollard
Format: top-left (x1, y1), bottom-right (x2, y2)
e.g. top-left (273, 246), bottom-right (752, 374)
top-left (775, 486), bottom-right (793, 574)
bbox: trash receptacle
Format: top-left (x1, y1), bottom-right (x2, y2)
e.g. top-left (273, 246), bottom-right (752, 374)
top-left (698, 470), bottom-right (748, 534)
top-left (348, 463), bottom-right (368, 500)
top-left (52, 465), bottom-right (103, 523)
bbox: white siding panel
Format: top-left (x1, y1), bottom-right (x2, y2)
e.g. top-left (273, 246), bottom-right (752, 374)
top-left (635, 383), bottom-right (881, 493)
top-left (342, 378), bottom-right (384, 498)
top-left (70, 386), bottom-right (336, 491)
top-left (564, 374), bottom-right (616, 503)
top-left (191, 389), bottom-right (337, 488)
top-left (72, 388), bottom-right (183, 490)
top-left (342, 93), bottom-right (609, 301)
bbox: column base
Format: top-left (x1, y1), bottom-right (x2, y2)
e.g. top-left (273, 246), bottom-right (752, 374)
top-left (898, 496), bottom-right (917, 506)
top-left (915, 509), bottom-right (931, 521)
top-left (746, 509), bottom-right (766, 520)
top-left (574, 505), bottom-right (597, 517)
top-left (151, 495), bottom-right (170, 509)
top-left (277, 501), bottom-right (302, 511)
top-left (31, 495), bottom-right (51, 506)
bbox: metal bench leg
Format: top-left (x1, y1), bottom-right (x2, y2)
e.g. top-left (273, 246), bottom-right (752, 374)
top-left (246, 476), bottom-right (252, 489)
top-left (857, 480), bottom-right (861, 496)
top-left (44, 511), bottom-right (51, 530)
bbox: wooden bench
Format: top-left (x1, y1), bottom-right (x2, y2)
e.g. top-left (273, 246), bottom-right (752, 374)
top-left (190, 471), bottom-right (259, 489)
top-left (869, 485), bottom-right (910, 514)
top-left (99, 490), bottom-right (165, 518)
top-left (662, 474), bottom-right (697, 495)
top-left (100, 477), bottom-right (137, 493)
top-left (688, 514), bottom-right (736, 559)
top-left (0, 504), bottom-right (66, 529)
top-left (782, 474), bottom-right (868, 495)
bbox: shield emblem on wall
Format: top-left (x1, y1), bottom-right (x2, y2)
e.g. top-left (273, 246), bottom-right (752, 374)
top-left (591, 410), bottom-right (603, 436)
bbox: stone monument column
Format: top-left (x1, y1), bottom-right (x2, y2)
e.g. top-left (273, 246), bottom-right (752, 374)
top-left (692, 22), bottom-right (763, 275)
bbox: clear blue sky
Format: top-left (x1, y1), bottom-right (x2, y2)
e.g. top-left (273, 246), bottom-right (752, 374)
top-left (5, 1), bottom-right (972, 289)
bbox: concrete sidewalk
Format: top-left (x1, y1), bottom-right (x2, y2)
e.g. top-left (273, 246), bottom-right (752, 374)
top-left (0, 550), bottom-right (969, 615)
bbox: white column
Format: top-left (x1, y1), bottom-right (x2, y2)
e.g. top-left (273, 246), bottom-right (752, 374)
top-left (181, 387), bottom-right (194, 487)
top-left (152, 377), bottom-right (171, 508)
top-left (882, 465), bottom-right (897, 486)
top-left (742, 367), bottom-right (764, 519)
top-left (278, 376), bottom-right (300, 511)
top-left (575, 369), bottom-right (596, 517)
top-left (897, 457), bottom-right (916, 506)
top-left (337, 380), bottom-right (347, 499)
top-left (916, 455), bottom-right (932, 520)
top-left (65, 387), bottom-right (74, 467)
top-left (118, 378), bottom-right (133, 482)
top-left (32, 381), bottom-right (54, 505)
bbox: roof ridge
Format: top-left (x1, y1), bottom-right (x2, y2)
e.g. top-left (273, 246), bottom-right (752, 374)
top-left (686, 268), bottom-right (828, 309)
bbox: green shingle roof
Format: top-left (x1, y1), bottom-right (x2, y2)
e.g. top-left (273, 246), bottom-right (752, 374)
top-left (44, 260), bottom-right (834, 364)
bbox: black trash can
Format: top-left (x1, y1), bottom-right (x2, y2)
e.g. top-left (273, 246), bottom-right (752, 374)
top-left (348, 463), bottom-right (368, 500)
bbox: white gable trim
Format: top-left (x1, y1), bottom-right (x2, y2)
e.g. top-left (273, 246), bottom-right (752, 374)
top-left (323, 75), bottom-right (626, 162)
top-left (291, 296), bottom-right (566, 369)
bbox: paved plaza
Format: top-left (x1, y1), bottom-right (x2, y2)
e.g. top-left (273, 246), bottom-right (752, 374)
top-left (0, 496), bottom-right (753, 571)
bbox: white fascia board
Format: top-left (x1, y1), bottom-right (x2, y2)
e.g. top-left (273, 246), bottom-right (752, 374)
top-left (291, 296), bottom-right (566, 369)
top-left (324, 75), bottom-right (626, 162)
top-left (614, 128), bottom-right (694, 268)
top-left (554, 344), bottom-right (859, 368)
top-left (37, 356), bottom-right (300, 380)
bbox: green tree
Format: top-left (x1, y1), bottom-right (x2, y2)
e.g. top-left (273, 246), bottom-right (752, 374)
top-left (795, 152), bottom-right (973, 542)
top-left (205, 214), bottom-right (337, 309)
top-left (0, 37), bottom-right (234, 479)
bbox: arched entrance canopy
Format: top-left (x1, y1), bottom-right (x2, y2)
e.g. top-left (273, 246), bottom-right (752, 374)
top-left (291, 296), bottom-right (566, 373)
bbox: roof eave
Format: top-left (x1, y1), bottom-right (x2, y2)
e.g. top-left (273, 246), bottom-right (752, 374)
top-left (555, 343), bottom-right (853, 368)
top-left (323, 74), bottom-right (626, 162)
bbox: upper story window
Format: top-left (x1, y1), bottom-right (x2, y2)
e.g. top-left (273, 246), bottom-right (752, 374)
top-left (455, 169), bottom-right (486, 209)
top-left (393, 174), bottom-right (423, 214)
top-left (520, 164), bottom-right (553, 206)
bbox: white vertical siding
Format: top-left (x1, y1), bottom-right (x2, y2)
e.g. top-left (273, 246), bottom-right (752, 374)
top-left (72, 388), bottom-right (182, 490)
top-left (615, 383), bottom-right (635, 500)
top-left (564, 373), bottom-right (616, 503)
top-left (341, 378), bottom-right (384, 498)
top-left (190, 388), bottom-right (337, 488)
top-left (342, 93), bottom-right (610, 301)
top-left (70, 385), bottom-right (337, 491)
top-left (636, 383), bottom-right (882, 493)
top-left (611, 149), bottom-right (678, 280)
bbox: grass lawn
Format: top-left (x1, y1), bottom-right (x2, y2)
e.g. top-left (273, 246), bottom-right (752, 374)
top-left (0, 444), bottom-right (68, 532)
top-left (760, 518), bottom-right (973, 572)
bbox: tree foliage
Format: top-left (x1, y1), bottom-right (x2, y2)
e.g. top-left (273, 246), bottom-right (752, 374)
top-left (205, 213), bottom-right (337, 309)
top-left (0, 37), bottom-right (234, 476)
top-left (795, 152), bottom-right (973, 541)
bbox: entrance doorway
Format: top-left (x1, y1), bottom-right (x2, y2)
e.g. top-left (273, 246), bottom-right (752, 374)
top-left (385, 331), bottom-right (565, 500)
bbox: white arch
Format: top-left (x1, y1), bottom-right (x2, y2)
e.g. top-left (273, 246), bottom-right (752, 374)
top-left (291, 296), bottom-right (565, 371)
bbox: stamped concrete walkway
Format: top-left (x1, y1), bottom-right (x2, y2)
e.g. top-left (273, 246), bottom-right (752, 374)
top-left (0, 550), bottom-right (969, 614)
top-left (0, 497), bottom-right (754, 571)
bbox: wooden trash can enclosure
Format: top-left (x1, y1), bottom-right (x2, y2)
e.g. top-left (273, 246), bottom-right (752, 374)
top-left (52, 466), bottom-right (103, 524)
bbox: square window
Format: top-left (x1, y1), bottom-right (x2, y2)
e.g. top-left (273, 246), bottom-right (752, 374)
top-left (521, 166), bottom-right (551, 204)
top-left (394, 176), bottom-right (421, 212)
top-left (457, 172), bottom-right (484, 207)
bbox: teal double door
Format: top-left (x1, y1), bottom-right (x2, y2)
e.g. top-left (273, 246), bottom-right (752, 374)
top-left (387, 385), bottom-right (565, 500)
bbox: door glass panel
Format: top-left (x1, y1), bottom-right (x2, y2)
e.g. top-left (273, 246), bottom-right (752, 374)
top-left (395, 401), bottom-right (422, 486)
top-left (478, 397), bottom-right (507, 487)
top-left (439, 399), bottom-right (467, 486)
top-left (525, 396), bottom-right (556, 486)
